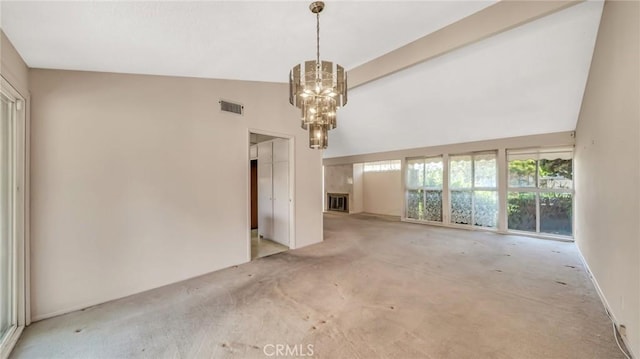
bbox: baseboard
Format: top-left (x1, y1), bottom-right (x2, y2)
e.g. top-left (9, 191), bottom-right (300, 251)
top-left (31, 258), bottom-right (251, 323)
top-left (357, 212), bottom-right (401, 221)
top-left (32, 302), bottom-right (98, 322)
top-left (576, 246), bottom-right (636, 359)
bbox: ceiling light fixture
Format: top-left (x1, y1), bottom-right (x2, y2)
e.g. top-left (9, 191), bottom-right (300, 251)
top-left (289, 1), bottom-right (347, 150)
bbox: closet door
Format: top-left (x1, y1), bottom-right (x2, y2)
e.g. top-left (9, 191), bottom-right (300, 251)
top-left (272, 160), bottom-right (289, 246)
top-left (272, 137), bottom-right (288, 163)
top-left (271, 138), bottom-right (289, 246)
top-left (257, 142), bottom-right (273, 240)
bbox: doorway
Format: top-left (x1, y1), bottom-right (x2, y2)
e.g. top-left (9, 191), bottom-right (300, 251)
top-left (249, 132), bottom-right (292, 260)
top-left (250, 160), bottom-right (258, 229)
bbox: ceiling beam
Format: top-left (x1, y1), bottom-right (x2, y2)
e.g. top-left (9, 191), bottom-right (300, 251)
top-left (348, 0), bottom-right (584, 89)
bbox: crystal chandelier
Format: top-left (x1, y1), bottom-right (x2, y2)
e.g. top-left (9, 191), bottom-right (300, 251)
top-left (289, 1), bottom-right (347, 149)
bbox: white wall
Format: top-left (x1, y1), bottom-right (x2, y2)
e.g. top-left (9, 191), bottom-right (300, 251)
top-left (28, 69), bottom-right (323, 320)
top-left (351, 164), bottom-right (364, 214)
top-left (574, 1), bottom-right (639, 357)
top-left (324, 1), bottom-right (603, 159)
top-left (363, 170), bottom-right (402, 217)
top-left (323, 164), bottom-right (352, 211)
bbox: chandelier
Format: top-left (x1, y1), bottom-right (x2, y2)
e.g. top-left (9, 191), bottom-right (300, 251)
top-left (289, 1), bottom-right (347, 149)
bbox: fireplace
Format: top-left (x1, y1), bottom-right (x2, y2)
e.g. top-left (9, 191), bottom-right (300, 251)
top-left (327, 193), bottom-right (349, 212)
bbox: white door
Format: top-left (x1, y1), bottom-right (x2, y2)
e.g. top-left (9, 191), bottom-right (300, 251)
top-left (271, 138), bottom-right (289, 246)
top-left (256, 138), bottom-right (289, 246)
top-left (272, 160), bottom-right (289, 246)
top-left (257, 142), bottom-right (273, 240)
top-left (272, 137), bottom-right (288, 163)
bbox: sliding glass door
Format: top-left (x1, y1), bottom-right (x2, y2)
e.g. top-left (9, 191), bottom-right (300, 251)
top-left (406, 157), bottom-right (443, 222)
top-left (449, 152), bottom-right (498, 228)
top-left (0, 92), bottom-right (14, 346)
top-left (0, 80), bottom-right (26, 358)
top-left (507, 148), bottom-right (574, 237)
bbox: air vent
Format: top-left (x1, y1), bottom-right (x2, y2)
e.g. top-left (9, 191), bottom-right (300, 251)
top-left (219, 100), bottom-right (244, 115)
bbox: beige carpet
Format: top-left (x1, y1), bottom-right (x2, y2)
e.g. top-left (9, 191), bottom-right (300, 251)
top-left (10, 213), bottom-right (625, 358)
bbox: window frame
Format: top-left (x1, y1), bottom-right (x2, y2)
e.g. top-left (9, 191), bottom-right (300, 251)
top-left (449, 151), bottom-right (499, 229)
top-left (0, 77), bottom-right (27, 359)
top-left (405, 155), bottom-right (444, 223)
top-left (363, 160), bottom-right (401, 173)
top-left (506, 148), bottom-right (574, 238)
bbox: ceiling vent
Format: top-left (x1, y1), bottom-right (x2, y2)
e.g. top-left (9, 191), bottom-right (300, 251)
top-left (220, 99), bottom-right (244, 116)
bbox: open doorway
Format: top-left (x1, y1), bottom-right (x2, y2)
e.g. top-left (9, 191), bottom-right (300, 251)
top-left (249, 132), bottom-right (291, 260)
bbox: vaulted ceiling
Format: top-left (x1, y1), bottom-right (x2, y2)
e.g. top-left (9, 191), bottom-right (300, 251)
top-left (0, 1), bottom-right (495, 81)
top-left (1, 1), bottom-right (603, 158)
top-left (324, 1), bottom-right (604, 158)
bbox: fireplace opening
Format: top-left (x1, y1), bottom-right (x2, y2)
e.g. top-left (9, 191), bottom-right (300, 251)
top-left (327, 193), bottom-right (349, 213)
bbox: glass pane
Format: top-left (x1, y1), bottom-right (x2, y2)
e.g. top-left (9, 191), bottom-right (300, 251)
top-left (539, 158), bottom-right (573, 189)
top-left (450, 155), bottom-right (472, 189)
top-left (406, 190), bottom-right (423, 220)
top-left (508, 159), bottom-right (537, 188)
top-left (0, 93), bottom-right (13, 340)
top-left (364, 160), bottom-right (401, 172)
top-left (406, 159), bottom-right (424, 188)
top-left (424, 157), bottom-right (443, 188)
top-left (474, 154), bottom-right (496, 188)
top-left (451, 190), bottom-right (472, 225)
top-left (474, 191), bottom-right (497, 228)
top-left (507, 192), bottom-right (536, 232)
top-left (540, 193), bottom-right (572, 236)
top-left (424, 190), bottom-right (442, 222)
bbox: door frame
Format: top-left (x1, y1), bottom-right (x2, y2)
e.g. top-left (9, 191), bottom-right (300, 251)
top-left (247, 129), bottom-right (295, 262)
top-left (0, 76), bottom-right (27, 359)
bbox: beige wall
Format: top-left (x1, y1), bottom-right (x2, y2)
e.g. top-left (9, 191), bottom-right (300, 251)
top-left (29, 69), bottom-right (323, 320)
top-left (574, 1), bottom-right (639, 357)
top-left (363, 170), bottom-right (402, 217)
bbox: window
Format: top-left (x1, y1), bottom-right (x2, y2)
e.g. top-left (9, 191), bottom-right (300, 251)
top-left (406, 156), bottom-right (443, 222)
top-left (364, 160), bottom-right (401, 172)
top-left (450, 153), bottom-right (498, 228)
top-left (507, 148), bottom-right (573, 236)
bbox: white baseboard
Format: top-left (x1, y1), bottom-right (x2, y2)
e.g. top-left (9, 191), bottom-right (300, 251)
top-left (576, 246), bottom-right (635, 359)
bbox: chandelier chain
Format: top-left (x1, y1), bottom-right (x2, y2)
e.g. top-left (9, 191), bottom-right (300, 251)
top-left (316, 12), bottom-right (320, 66)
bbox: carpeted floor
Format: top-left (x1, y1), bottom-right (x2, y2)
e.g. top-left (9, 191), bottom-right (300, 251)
top-left (10, 213), bottom-right (625, 358)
